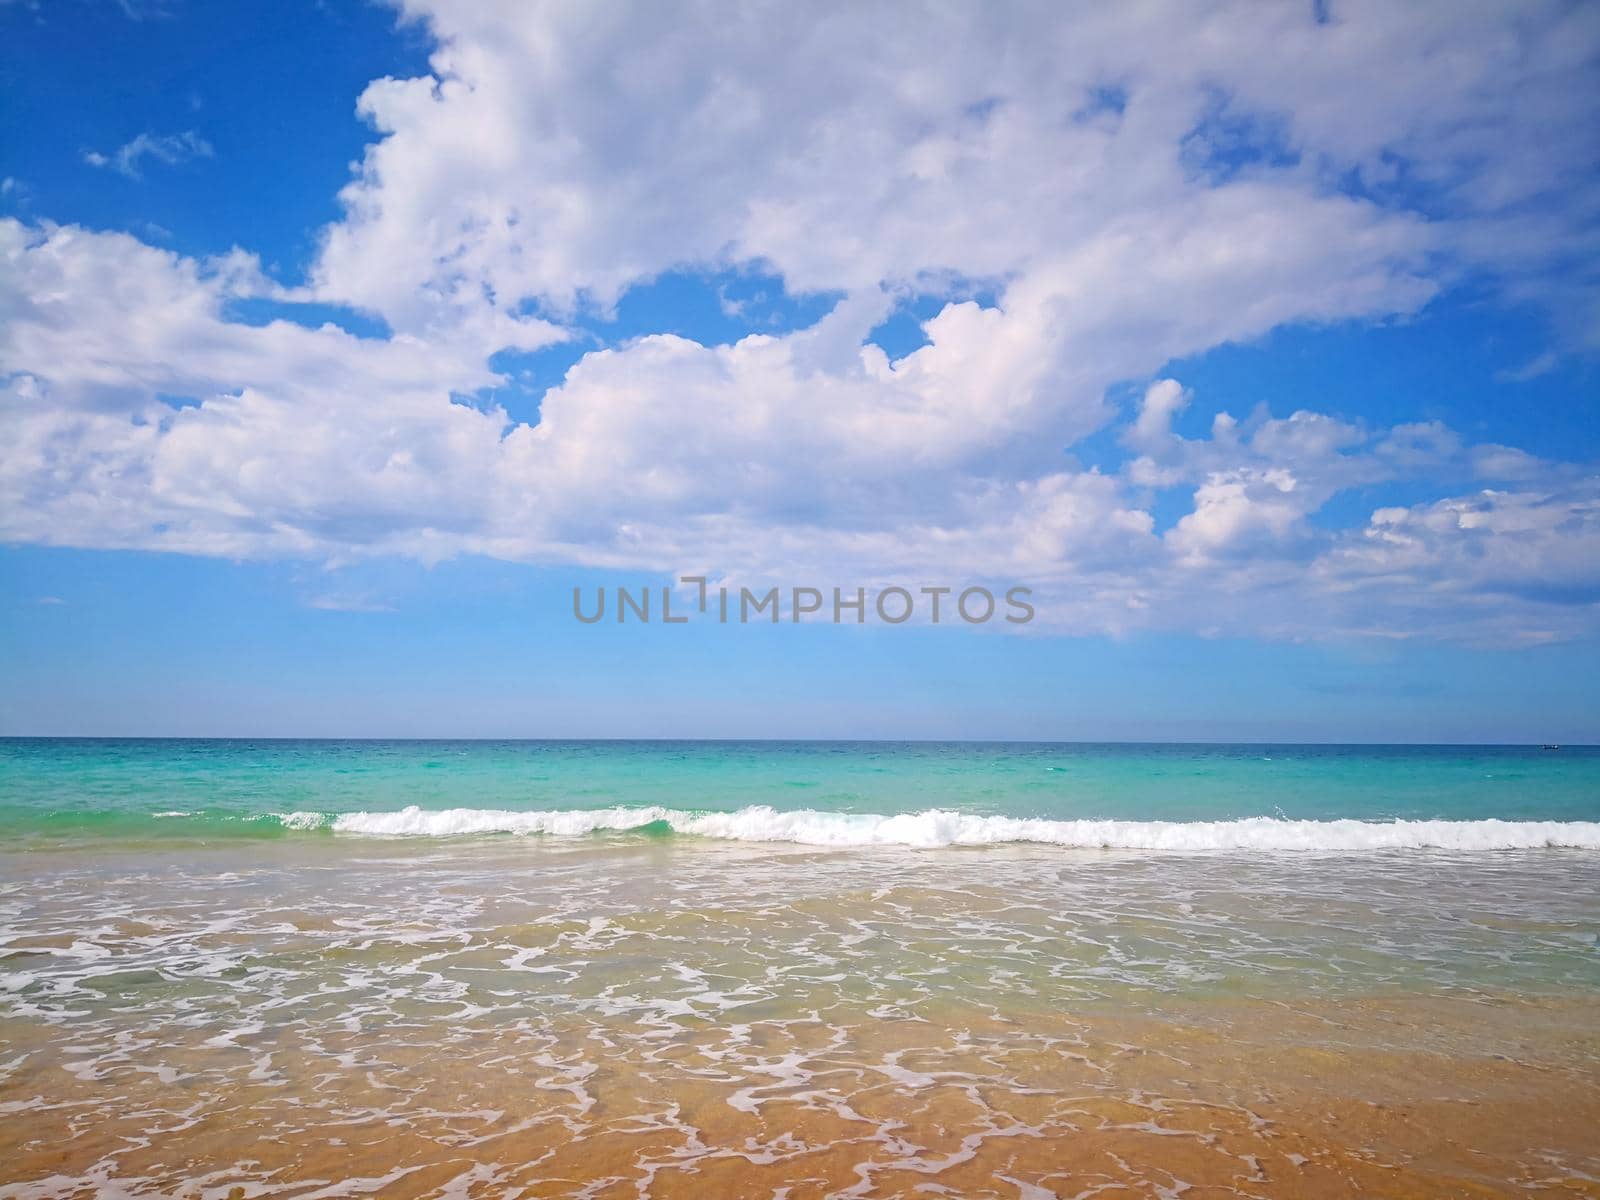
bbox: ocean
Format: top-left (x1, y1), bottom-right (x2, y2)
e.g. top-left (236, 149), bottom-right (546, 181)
top-left (2, 739), bottom-right (1598, 1197)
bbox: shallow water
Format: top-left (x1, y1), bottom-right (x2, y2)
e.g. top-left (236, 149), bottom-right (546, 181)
top-left (3, 838), bottom-right (1600, 1196)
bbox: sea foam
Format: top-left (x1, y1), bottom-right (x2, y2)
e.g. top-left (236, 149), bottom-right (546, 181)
top-left (273, 805), bottom-right (1600, 850)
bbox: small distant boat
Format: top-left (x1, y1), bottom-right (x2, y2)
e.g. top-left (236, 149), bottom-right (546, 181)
top-left (1541, 744), bottom-right (1561, 751)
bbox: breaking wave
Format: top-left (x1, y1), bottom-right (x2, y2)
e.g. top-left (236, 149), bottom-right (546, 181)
top-left (273, 805), bottom-right (1600, 850)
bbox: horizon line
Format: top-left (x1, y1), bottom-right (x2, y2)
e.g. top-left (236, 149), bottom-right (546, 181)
top-left (0, 735), bottom-right (1590, 748)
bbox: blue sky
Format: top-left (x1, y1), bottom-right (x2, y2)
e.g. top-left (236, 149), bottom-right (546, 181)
top-left (2, 1), bottom-right (1598, 740)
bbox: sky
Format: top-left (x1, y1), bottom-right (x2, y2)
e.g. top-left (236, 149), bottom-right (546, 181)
top-left (1, 0), bottom-right (1598, 741)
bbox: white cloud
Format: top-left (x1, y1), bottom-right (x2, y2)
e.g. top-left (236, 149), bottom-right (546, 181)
top-left (1129, 380), bottom-right (1191, 451)
top-left (315, 1), bottom-right (1596, 339)
top-left (3, 3), bottom-right (1599, 643)
top-left (306, 594), bottom-right (397, 613)
top-left (82, 131), bottom-right (213, 180)
top-left (1307, 483), bottom-right (1600, 643)
top-left (1494, 351), bottom-right (1560, 384)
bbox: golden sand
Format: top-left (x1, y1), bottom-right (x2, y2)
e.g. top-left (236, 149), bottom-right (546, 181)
top-left (3, 990), bottom-right (1597, 1198)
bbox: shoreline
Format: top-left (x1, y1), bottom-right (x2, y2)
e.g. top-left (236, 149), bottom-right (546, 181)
top-left (5, 991), bottom-right (1597, 1197)
top-left (4, 835), bottom-right (1599, 1197)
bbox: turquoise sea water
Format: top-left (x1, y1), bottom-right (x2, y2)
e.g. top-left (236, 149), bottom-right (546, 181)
top-left (1, 738), bottom-right (1598, 845)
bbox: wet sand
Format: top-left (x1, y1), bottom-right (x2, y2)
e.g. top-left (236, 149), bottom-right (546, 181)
top-left (4, 990), bottom-right (1598, 1196)
top-left (2, 839), bottom-right (1598, 1197)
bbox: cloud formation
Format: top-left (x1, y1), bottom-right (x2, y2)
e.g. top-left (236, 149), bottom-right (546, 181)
top-left (83, 131), bottom-right (213, 179)
top-left (3, 1), bottom-right (1599, 642)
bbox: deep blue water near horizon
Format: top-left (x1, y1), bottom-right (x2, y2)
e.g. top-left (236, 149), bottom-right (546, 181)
top-left (2, 737), bottom-right (1598, 843)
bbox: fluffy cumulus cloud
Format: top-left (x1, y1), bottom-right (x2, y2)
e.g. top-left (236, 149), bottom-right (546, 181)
top-left (2, 0), bottom-right (1598, 640)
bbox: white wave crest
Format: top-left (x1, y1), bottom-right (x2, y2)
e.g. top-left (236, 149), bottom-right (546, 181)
top-left (272, 805), bottom-right (1600, 851)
